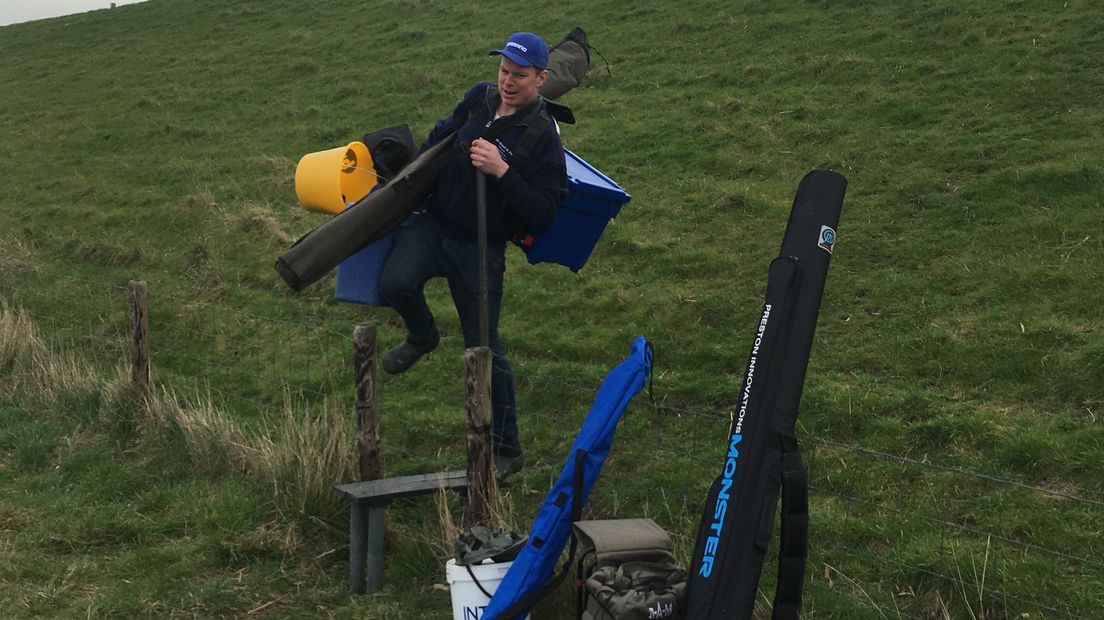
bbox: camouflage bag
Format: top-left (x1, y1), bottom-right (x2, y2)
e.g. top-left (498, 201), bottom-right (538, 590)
top-left (573, 519), bottom-right (686, 620)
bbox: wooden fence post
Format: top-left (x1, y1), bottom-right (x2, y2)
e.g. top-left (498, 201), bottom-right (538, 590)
top-left (128, 280), bottom-right (151, 395)
top-left (352, 324), bottom-right (384, 595)
top-left (354, 325), bottom-right (382, 482)
top-left (463, 346), bottom-right (498, 527)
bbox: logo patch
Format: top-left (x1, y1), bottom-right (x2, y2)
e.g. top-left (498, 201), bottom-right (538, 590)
top-left (818, 225), bottom-right (836, 254)
top-left (506, 41), bottom-right (528, 52)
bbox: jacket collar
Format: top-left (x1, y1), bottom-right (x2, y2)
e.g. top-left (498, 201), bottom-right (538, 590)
top-left (484, 86), bottom-right (543, 126)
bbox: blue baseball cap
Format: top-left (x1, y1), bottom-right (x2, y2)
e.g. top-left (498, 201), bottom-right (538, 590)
top-left (489, 32), bottom-right (549, 70)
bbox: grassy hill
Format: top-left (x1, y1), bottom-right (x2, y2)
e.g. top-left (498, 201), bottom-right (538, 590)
top-left (2, 0), bottom-right (1102, 617)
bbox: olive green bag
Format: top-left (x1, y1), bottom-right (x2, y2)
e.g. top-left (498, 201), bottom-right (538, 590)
top-left (540, 27), bottom-right (595, 101)
top-left (573, 519), bottom-right (687, 620)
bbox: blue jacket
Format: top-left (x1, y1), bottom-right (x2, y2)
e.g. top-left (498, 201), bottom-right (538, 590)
top-left (420, 83), bottom-right (567, 246)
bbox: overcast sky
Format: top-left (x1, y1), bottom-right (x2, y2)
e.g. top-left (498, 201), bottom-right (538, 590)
top-left (0, 1), bottom-right (149, 27)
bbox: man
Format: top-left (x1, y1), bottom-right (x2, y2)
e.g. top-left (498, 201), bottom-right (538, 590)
top-left (379, 32), bottom-right (568, 478)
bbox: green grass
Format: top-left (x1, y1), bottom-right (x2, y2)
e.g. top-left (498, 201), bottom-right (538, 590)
top-left (3, 0), bottom-right (1103, 617)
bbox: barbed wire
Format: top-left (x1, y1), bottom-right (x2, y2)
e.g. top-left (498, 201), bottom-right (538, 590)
top-left (807, 436), bottom-right (1104, 508)
top-left (811, 485), bottom-right (1103, 569)
top-left (822, 541), bottom-right (1081, 619)
top-left (522, 367), bottom-right (1104, 510)
top-left (5, 271), bottom-right (364, 340)
top-left (12, 283), bottom-right (1103, 512)
top-left (6, 281), bottom-right (1103, 615)
top-left (806, 575), bottom-right (927, 620)
top-left (524, 369), bottom-right (732, 423)
top-left (138, 373), bottom-right (429, 466)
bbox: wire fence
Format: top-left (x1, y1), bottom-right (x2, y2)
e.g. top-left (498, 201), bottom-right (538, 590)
top-left (7, 274), bottom-right (1102, 618)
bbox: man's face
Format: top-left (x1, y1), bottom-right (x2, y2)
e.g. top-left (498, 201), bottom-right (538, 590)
top-left (497, 57), bottom-right (547, 109)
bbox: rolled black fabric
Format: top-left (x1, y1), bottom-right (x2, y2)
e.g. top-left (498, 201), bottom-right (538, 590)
top-left (275, 133), bottom-right (456, 292)
top-left (684, 170), bottom-right (847, 620)
top-left (361, 124), bottom-right (416, 181)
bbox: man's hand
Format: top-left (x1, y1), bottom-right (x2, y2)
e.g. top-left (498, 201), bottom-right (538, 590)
top-left (469, 138), bottom-right (509, 179)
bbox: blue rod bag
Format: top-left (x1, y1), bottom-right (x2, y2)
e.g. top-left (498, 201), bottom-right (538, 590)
top-left (483, 336), bottom-right (653, 620)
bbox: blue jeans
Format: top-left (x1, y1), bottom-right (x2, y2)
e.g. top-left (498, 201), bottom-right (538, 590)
top-left (379, 213), bottom-right (521, 456)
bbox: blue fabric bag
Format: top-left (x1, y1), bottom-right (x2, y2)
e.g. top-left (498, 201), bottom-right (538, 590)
top-left (483, 336), bottom-right (652, 620)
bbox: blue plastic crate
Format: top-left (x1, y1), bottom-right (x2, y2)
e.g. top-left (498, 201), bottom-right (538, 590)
top-left (334, 195), bottom-right (398, 307)
top-left (335, 234), bottom-right (393, 306)
top-left (517, 149), bottom-right (631, 272)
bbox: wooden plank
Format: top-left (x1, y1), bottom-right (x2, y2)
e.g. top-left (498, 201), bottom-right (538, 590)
top-left (333, 470), bottom-right (468, 504)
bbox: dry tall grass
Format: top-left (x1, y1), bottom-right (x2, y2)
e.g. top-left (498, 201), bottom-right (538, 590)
top-left (0, 298), bottom-right (94, 400)
top-left (254, 395), bottom-right (354, 515)
top-left (431, 475), bottom-right (524, 563)
top-left (151, 387), bottom-right (354, 516)
top-left (4, 297), bottom-right (353, 519)
top-left (0, 236), bottom-right (34, 277)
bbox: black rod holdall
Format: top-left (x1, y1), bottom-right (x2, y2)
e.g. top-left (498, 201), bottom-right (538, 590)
top-left (683, 170), bottom-right (847, 620)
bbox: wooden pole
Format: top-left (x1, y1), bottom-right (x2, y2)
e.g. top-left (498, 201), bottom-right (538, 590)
top-left (463, 346), bottom-right (497, 527)
top-left (352, 325), bottom-right (384, 595)
top-left (128, 280), bottom-right (151, 394)
top-left (476, 171), bottom-right (490, 348)
top-left (354, 325), bottom-right (382, 482)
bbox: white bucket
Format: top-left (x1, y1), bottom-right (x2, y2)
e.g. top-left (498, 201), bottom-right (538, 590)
top-left (444, 558), bottom-right (528, 620)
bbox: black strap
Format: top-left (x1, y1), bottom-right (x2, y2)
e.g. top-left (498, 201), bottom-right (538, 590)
top-left (575, 548), bottom-right (596, 620)
top-left (490, 449), bottom-right (587, 620)
top-left (589, 43), bottom-right (613, 77)
top-left (557, 26), bottom-right (611, 78)
top-left (771, 444), bottom-right (809, 620)
top-left (512, 108), bottom-right (551, 166)
top-left (465, 562), bottom-right (497, 600)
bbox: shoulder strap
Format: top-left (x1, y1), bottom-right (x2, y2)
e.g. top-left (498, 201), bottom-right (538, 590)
top-left (512, 106), bottom-right (552, 168)
top-left (771, 438), bottom-right (808, 620)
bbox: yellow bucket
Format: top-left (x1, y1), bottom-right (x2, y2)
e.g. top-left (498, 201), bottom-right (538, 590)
top-left (294, 142), bottom-right (378, 215)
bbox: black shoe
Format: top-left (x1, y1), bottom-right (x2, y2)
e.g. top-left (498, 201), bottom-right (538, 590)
top-left (382, 332), bottom-right (440, 374)
top-left (494, 451), bottom-right (526, 481)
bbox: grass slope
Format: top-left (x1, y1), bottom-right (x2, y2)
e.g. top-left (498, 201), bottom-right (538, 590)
top-left (2, 0), bottom-right (1102, 617)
